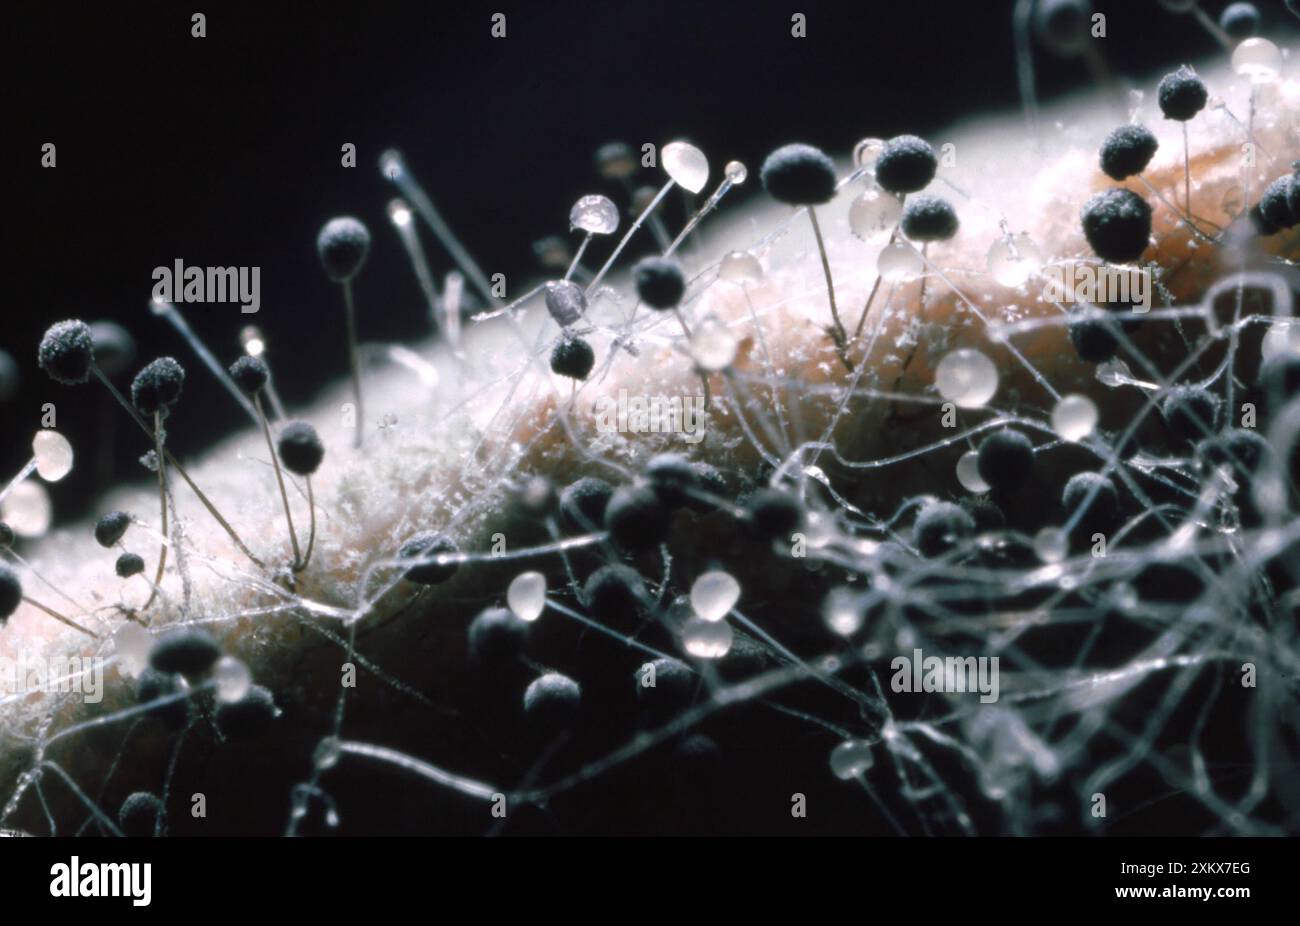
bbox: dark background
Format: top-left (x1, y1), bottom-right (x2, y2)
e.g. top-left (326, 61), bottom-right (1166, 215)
top-left (5, 0), bottom-right (1275, 522)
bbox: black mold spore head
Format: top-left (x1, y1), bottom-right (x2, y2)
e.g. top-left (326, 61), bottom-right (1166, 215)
top-left (913, 501), bottom-right (976, 558)
top-left (316, 216), bottom-right (371, 282)
top-left (0, 563), bottom-right (21, 621)
top-left (131, 357), bottom-right (185, 417)
top-left (38, 320), bottom-right (95, 385)
top-left (119, 792), bottom-right (164, 837)
top-left (277, 421), bottom-right (324, 475)
top-left (398, 531), bottom-right (460, 585)
top-left (634, 256), bottom-right (687, 310)
top-left (874, 135), bottom-right (937, 194)
top-left (559, 476), bottom-right (614, 534)
top-left (1081, 188), bottom-right (1152, 264)
top-left (1157, 65), bottom-right (1208, 121)
top-left (94, 510), bottom-right (132, 548)
top-left (1219, 2), bottom-right (1261, 40)
top-left (149, 627), bottom-right (222, 678)
top-left (901, 194), bottom-right (959, 241)
top-left (229, 355), bottom-right (269, 397)
top-left (215, 684), bottom-right (278, 741)
top-left (760, 143), bottom-right (838, 206)
top-left (604, 484), bottom-right (671, 550)
top-left (115, 552), bottom-right (145, 578)
top-left (550, 337), bottom-right (596, 381)
top-left (1159, 385), bottom-right (1222, 443)
top-left (1259, 175), bottom-right (1298, 230)
top-left (745, 488), bottom-right (804, 541)
top-left (1099, 124), bottom-right (1158, 180)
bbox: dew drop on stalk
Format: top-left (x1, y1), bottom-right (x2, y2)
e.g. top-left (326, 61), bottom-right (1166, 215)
top-left (313, 736), bottom-right (342, 771)
top-left (1261, 320), bottom-right (1300, 362)
top-left (956, 449), bottom-right (991, 493)
top-left (690, 570), bottom-right (740, 622)
top-left (876, 240), bottom-right (924, 281)
top-left (719, 251), bottom-right (763, 284)
top-left (829, 739), bottom-right (874, 779)
top-left (112, 623), bottom-right (153, 678)
top-left (569, 195), bottom-right (619, 235)
top-left (32, 430), bottom-right (73, 482)
top-left (853, 137), bottom-right (885, 169)
top-left (823, 587), bottom-right (864, 636)
top-left (1051, 393), bottom-right (1098, 442)
top-left (849, 187), bottom-right (902, 244)
top-left (681, 618), bottom-right (733, 658)
top-left (1033, 527), bottom-right (1069, 564)
top-left (1231, 37), bottom-right (1281, 82)
top-left (985, 234), bottom-right (1042, 287)
top-left (214, 656), bottom-right (252, 704)
top-left (507, 570), bottom-right (546, 622)
top-left (662, 141), bottom-right (709, 194)
top-left (691, 316), bottom-right (737, 371)
top-left (935, 349), bottom-right (999, 408)
top-left (0, 481), bottom-right (51, 538)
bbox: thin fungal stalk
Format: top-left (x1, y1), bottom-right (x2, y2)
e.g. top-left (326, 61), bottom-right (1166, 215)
top-left (91, 367), bottom-right (264, 569)
top-left (255, 394), bottom-right (303, 570)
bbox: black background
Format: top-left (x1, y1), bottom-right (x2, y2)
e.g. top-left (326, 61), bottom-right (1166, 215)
top-left (5, 0), bottom-right (1272, 521)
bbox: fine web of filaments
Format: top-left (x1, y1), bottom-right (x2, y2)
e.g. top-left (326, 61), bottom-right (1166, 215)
top-left (5, 85), bottom-right (1299, 842)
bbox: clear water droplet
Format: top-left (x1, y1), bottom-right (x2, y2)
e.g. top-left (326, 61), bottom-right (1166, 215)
top-left (214, 656), bottom-right (252, 704)
top-left (853, 137), bottom-right (886, 169)
top-left (1261, 320), bottom-right (1300, 362)
top-left (378, 148), bottom-right (405, 181)
top-left (662, 141), bottom-right (709, 194)
top-left (985, 234), bottom-right (1043, 287)
top-left (877, 240), bottom-right (924, 282)
top-left (823, 587), bottom-right (863, 636)
top-left (829, 739), bottom-right (875, 779)
top-left (724, 160), bottom-right (748, 184)
top-left (0, 481), bottom-right (51, 538)
top-left (691, 316), bottom-right (737, 372)
top-left (849, 187), bottom-right (902, 244)
top-left (719, 251), bottom-right (763, 284)
top-left (313, 736), bottom-right (342, 770)
top-left (1033, 527), bottom-right (1068, 564)
top-left (681, 618), bottom-right (733, 659)
top-left (544, 280), bottom-right (587, 328)
top-left (956, 449), bottom-right (991, 493)
top-left (387, 198), bottom-right (412, 227)
top-left (802, 510), bottom-right (835, 548)
top-left (1096, 358), bottom-right (1133, 388)
top-left (935, 349), bottom-right (999, 408)
top-left (1112, 582), bottom-right (1139, 613)
top-left (569, 195), bottom-right (619, 235)
top-left (691, 571), bottom-right (740, 622)
top-left (1232, 38), bottom-right (1281, 83)
top-left (507, 571), bottom-right (546, 622)
top-left (1051, 394), bottom-right (1098, 442)
top-left (32, 430), bottom-right (73, 482)
top-left (112, 623), bottom-right (153, 678)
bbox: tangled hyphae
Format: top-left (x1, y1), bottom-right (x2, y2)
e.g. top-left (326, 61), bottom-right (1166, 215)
top-left (1, 6), bottom-right (1298, 837)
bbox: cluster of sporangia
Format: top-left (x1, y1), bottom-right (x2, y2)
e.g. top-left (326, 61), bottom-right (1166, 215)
top-left (2, 36), bottom-right (1297, 835)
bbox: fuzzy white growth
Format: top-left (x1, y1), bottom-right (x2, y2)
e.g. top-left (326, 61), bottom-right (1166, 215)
top-left (2, 56), bottom-right (1299, 836)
